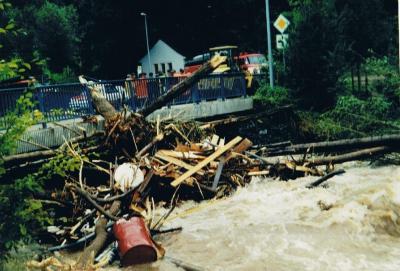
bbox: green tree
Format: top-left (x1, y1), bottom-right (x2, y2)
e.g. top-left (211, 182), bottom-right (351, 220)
top-left (336, 0), bottom-right (393, 92)
top-left (0, 0), bottom-right (31, 80)
top-left (0, 1), bottom-right (47, 259)
top-left (285, 0), bottom-right (346, 110)
top-left (9, 1), bottom-right (80, 73)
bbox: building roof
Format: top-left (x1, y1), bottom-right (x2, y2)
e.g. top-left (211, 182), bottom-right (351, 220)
top-left (139, 39), bottom-right (185, 63)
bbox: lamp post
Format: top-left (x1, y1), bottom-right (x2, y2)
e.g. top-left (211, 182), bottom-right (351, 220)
top-left (265, 0), bottom-right (274, 89)
top-left (140, 12), bottom-right (152, 74)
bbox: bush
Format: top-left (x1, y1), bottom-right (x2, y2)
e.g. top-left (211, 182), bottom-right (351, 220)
top-left (43, 66), bottom-right (77, 84)
top-left (313, 94), bottom-right (397, 139)
top-left (254, 84), bottom-right (292, 108)
top-left (365, 57), bottom-right (400, 110)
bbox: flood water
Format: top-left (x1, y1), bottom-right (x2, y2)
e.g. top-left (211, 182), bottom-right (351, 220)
top-left (120, 162), bottom-right (400, 271)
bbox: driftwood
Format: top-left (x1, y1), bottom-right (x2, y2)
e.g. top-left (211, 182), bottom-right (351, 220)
top-left (171, 136), bottom-right (242, 187)
top-left (165, 256), bottom-right (204, 271)
top-left (305, 146), bottom-right (390, 166)
top-left (139, 55), bottom-right (226, 117)
top-left (267, 134), bottom-right (400, 156)
top-left (306, 169), bottom-right (345, 188)
top-left (3, 131), bottom-right (104, 166)
top-left (199, 105), bottom-right (292, 130)
top-left (76, 200), bottom-right (121, 269)
top-left (79, 55), bottom-right (227, 156)
top-left (68, 184), bottom-right (120, 221)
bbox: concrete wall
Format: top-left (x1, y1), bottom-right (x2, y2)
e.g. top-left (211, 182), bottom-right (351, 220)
top-left (9, 97), bottom-right (253, 154)
top-left (147, 97), bottom-right (253, 121)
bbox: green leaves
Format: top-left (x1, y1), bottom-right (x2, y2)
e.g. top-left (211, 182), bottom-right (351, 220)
top-left (254, 84), bottom-right (292, 108)
top-left (5, 23), bottom-right (14, 30)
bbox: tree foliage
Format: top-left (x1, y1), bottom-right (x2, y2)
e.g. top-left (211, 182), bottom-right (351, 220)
top-left (285, 0), bottom-right (346, 110)
top-left (7, 0), bottom-right (80, 74)
top-left (283, 0), bottom-right (394, 110)
top-left (0, 0), bottom-right (47, 258)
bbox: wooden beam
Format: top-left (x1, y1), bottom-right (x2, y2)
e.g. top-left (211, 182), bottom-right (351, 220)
top-left (171, 136), bottom-right (242, 187)
top-left (158, 150), bottom-right (206, 160)
top-left (155, 152), bottom-right (205, 176)
top-left (248, 170), bottom-right (270, 176)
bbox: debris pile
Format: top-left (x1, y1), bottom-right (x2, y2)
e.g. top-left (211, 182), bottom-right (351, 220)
top-left (16, 56), bottom-right (399, 270)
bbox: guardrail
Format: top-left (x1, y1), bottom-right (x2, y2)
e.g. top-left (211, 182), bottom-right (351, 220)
top-left (0, 73), bottom-right (248, 129)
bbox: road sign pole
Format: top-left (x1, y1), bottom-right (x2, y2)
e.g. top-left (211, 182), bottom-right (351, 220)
top-left (265, 0), bottom-right (274, 89)
top-left (283, 46), bottom-right (286, 71)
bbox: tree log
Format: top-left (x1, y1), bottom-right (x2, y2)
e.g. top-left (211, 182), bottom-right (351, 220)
top-left (69, 184), bottom-right (120, 221)
top-left (139, 55), bottom-right (226, 117)
top-left (268, 134), bottom-right (400, 156)
top-left (305, 146), bottom-right (390, 166)
top-left (76, 200), bottom-right (121, 269)
top-left (199, 105), bottom-right (292, 130)
top-left (79, 76), bottom-right (118, 122)
top-left (2, 131), bottom-right (104, 166)
top-left (306, 169), bottom-right (345, 188)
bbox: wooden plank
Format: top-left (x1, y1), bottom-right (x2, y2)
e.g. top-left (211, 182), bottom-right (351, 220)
top-left (158, 150), bottom-right (206, 159)
top-left (211, 134), bottom-right (219, 146)
top-left (155, 152), bottom-right (205, 176)
top-left (171, 136), bottom-right (242, 187)
top-left (226, 138), bottom-right (253, 161)
top-left (212, 158), bottom-right (225, 190)
top-left (248, 170), bottom-right (270, 176)
top-left (210, 138), bottom-right (252, 190)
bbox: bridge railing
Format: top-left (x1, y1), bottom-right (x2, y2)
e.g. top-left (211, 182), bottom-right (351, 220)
top-left (0, 73), bottom-right (247, 129)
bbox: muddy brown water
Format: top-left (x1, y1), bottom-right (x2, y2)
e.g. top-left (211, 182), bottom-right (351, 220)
top-left (106, 162), bottom-right (400, 271)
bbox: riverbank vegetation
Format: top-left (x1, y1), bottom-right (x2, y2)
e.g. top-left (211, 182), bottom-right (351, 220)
top-left (255, 0), bottom-right (399, 141)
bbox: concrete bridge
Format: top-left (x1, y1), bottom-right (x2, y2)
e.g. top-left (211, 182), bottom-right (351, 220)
top-left (0, 74), bottom-right (255, 154)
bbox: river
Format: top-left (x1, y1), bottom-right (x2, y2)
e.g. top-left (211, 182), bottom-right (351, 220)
top-left (117, 162), bottom-right (400, 271)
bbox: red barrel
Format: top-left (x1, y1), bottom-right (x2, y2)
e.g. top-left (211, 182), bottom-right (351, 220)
top-left (113, 217), bottom-right (157, 266)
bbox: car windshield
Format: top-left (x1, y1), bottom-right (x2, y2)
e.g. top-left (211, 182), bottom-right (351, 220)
top-left (248, 55), bottom-right (267, 64)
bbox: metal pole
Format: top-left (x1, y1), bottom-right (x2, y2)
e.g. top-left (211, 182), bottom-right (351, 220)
top-left (398, 0), bottom-right (400, 72)
top-left (141, 13), bottom-right (152, 74)
top-left (265, 0), bottom-right (274, 89)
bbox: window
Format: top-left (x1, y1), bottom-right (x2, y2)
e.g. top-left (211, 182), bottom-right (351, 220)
top-left (168, 62), bottom-right (173, 71)
top-left (154, 64), bottom-right (159, 74)
top-left (161, 63), bottom-right (166, 73)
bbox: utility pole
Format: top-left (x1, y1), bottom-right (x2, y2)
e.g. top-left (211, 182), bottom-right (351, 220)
top-left (398, 1), bottom-right (400, 72)
top-left (141, 12), bottom-right (152, 74)
top-left (265, 0), bottom-right (274, 89)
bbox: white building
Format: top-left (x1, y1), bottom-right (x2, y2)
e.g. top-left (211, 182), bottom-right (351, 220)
top-left (138, 39), bottom-right (185, 75)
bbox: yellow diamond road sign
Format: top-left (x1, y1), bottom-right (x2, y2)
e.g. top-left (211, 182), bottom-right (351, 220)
top-left (274, 14), bottom-right (290, 34)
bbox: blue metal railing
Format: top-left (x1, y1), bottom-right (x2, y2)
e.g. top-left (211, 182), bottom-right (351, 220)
top-left (0, 73), bottom-right (247, 129)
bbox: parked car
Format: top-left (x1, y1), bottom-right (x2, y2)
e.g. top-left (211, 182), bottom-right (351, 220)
top-left (69, 90), bottom-right (89, 111)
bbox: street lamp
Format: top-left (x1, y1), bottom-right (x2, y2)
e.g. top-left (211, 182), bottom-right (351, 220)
top-left (140, 12), bottom-right (152, 75)
top-left (265, 0), bottom-right (274, 89)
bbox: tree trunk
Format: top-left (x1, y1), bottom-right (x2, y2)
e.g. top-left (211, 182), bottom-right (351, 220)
top-left (306, 146), bottom-right (389, 166)
top-left (199, 105), bottom-right (292, 129)
top-left (76, 200), bottom-right (121, 269)
top-left (267, 134), bottom-right (400, 156)
top-left (139, 55), bottom-right (226, 117)
top-left (306, 169), bottom-right (345, 188)
top-left (3, 131), bottom-right (104, 166)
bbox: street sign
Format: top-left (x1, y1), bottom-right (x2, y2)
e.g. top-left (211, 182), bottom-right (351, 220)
top-left (276, 34), bottom-right (289, 50)
top-left (274, 14), bottom-right (290, 34)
